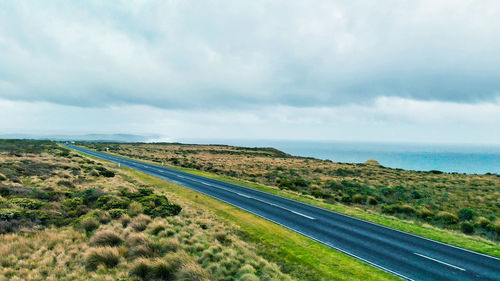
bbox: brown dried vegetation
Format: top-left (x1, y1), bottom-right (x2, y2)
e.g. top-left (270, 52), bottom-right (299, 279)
top-left (0, 140), bottom-right (292, 280)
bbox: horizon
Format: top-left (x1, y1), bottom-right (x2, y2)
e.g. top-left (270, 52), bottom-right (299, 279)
top-left (3, 132), bottom-right (500, 148)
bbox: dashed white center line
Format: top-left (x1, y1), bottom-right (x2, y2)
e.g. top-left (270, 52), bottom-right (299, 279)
top-left (238, 193), bottom-right (315, 220)
top-left (289, 210), bottom-right (315, 220)
top-left (192, 179), bottom-right (315, 220)
top-left (237, 192), bottom-right (251, 198)
top-left (414, 253), bottom-right (466, 271)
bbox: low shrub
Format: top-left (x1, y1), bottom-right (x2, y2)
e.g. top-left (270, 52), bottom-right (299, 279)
top-left (150, 204), bottom-right (182, 218)
top-left (367, 196), bottom-right (378, 205)
top-left (136, 194), bottom-right (181, 217)
top-left (92, 210), bottom-right (111, 224)
top-left (97, 195), bottom-right (130, 210)
top-left (8, 198), bottom-right (44, 209)
top-left (417, 207), bottom-right (434, 220)
top-left (333, 168), bottom-right (359, 177)
top-left (397, 204), bottom-right (416, 214)
top-left (95, 166), bottom-right (115, 177)
top-left (382, 204), bottom-right (417, 215)
top-left (0, 208), bottom-right (23, 220)
top-left (458, 208), bottom-right (476, 221)
top-left (437, 211), bottom-right (459, 225)
top-left (461, 222), bottom-right (475, 234)
top-left (62, 197), bottom-right (84, 209)
top-left (309, 189), bottom-right (331, 199)
top-left (100, 169), bottom-right (115, 177)
top-left (90, 230), bottom-right (123, 246)
top-left (79, 216), bottom-right (100, 232)
top-left (490, 222), bottom-right (500, 235)
top-left (73, 188), bottom-right (105, 205)
top-left (214, 232), bottom-right (232, 245)
top-left (476, 217), bottom-right (491, 228)
top-left (35, 209), bottom-right (66, 226)
top-left (0, 220), bottom-right (20, 234)
top-left (340, 194), bottom-right (352, 203)
top-left (109, 208), bottom-right (127, 219)
top-left (128, 201), bottom-right (144, 217)
top-left (85, 247), bottom-right (121, 270)
top-left (381, 205), bottom-right (395, 214)
top-left (57, 180), bottom-right (75, 188)
top-left (352, 194), bottom-right (364, 204)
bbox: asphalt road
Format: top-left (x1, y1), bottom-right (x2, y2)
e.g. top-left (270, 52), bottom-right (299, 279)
top-left (65, 144), bottom-right (500, 281)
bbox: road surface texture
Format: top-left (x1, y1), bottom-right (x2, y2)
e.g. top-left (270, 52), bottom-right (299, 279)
top-left (66, 144), bottom-right (500, 281)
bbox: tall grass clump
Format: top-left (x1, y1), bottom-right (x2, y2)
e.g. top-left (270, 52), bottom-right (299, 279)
top-left (176, 263), bottom-right (210, 281)
top-left (85, 247), bottom-right (121, 270)
top-left (90, 230), bottom-right (123, 246)
top-left (129, 214), bottom-right (151, 232)
top-left (79, 216), bottom-right (100, 232)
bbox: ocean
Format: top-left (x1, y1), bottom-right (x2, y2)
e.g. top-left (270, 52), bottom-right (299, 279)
top-left (182, 139), bottom-right (500, 174)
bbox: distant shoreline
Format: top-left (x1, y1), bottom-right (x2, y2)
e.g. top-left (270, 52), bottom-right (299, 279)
top-left (179, 139), bottom-right (500, 174)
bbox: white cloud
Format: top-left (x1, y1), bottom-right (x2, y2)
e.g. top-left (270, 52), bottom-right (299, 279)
top-left (1, 0), bottom-right (500, 109)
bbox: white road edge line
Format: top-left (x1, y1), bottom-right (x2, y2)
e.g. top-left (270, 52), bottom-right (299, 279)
top-left (414, 253), bottom-right (466, 271)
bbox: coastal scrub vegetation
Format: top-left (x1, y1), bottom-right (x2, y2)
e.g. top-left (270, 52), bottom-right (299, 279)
top-left (78, 142), bottom-right (500, 243)
top-left (0, 140), bottom-right (293, 280)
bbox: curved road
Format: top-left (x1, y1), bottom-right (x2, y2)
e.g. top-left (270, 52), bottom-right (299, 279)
top-left (66, 144), bottom-right (500, 281)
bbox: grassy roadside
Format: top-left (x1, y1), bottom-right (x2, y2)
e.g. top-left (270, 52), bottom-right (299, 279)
top-left (71, 147), bottom-right (500, 258)
top-left (123, 167), bottom-right (401, 281)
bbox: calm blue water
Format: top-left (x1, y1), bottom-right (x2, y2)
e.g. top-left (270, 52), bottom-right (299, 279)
top-left (181, 139), bottom-right (500, 174)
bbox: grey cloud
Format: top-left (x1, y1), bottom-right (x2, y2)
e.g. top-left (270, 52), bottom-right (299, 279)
top-left (1, 0), bottom-right (500, 109)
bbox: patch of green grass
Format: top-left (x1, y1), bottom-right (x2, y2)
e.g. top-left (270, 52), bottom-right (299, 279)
top-left (125, 168), bottom-right (399, 281)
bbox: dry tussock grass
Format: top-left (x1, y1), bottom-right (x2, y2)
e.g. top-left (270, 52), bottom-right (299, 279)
top-left (0, 141), bottom-right (293, 280)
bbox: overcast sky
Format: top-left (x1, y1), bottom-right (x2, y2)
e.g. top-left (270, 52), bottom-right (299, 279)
top-left (1, 1), bottom-right (499, 144)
